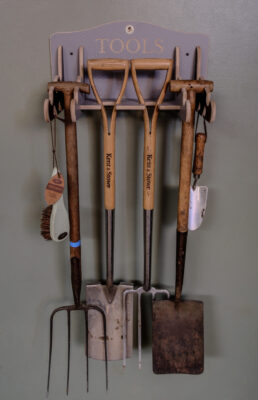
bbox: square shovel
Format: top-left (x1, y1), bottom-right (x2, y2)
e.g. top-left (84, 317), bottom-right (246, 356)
top-left (152, 87), bottom-right (204, 374)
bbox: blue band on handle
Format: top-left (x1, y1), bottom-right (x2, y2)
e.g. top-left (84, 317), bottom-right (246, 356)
top-left (70, 240), bottom-right (81, 248)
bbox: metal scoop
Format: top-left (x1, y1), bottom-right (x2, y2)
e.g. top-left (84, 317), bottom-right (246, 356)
top-left (123, 59), bottom-right (173, 368)
top-left (85, 59), bottom-right (134, 361)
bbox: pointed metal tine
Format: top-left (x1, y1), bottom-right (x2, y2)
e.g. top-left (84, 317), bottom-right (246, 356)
top-left (66, 310), bottom-right (71, 396)
top-left (138, 293), bottom-right (142, 369)
top-left (47, 311), bottom-right (55, 396)
top-left (84, 310), bottom-right (89, 393)
top-left (122, 291), bottom-right (127, 367)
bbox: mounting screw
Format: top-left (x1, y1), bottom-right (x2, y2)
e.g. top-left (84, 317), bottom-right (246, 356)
top-left (125, 25), bottom-right (134, 34)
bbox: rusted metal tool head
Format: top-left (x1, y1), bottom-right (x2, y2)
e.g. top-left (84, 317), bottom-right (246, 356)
top-left (152, 299), bottom-right (204, 374)
top-left (86, 283), bottom-right (133, 360)
top-left (122, 284), bottom-right (170, 369)
top-left (47, 301), bottom-right (108, 396)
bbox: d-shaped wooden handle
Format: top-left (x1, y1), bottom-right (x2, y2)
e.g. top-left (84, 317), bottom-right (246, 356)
top-left (131, 58), bottom-right (173, 210)
top-left (87, 59), bottom-right (129, 210)
top-left (87, 58), bottom-right (129, 71)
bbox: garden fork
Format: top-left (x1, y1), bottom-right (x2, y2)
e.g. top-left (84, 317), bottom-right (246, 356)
top-left (122, 59), bottom-right (173, 369)
top-left (46, 81), bottom-right (108, 395)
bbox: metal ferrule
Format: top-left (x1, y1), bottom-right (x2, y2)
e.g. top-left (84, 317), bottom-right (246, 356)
top-left (106, 209), bottom-right (114, 289)
top-left (175, 230), bottom-right (188, 302)
top-left (143, 209), bottom-right (153, 292)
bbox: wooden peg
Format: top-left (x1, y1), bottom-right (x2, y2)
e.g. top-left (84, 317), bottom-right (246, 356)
top-left (195, 46), bottom-right (202, 80)
top-left (175, 46), bottom-right (181, 80)
top-left (44, 98), bottom-right (56, 122)
top-left (202, 100), bottom-right (216, 123)
top-left (179, 99), bottom-right (191, 123)
top-left (53, 46), bottom-right (63, 82)
top-left (76, 46), bottom-right (84, 82)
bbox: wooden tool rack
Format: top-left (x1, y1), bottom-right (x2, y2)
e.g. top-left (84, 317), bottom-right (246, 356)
top-left (44, 21), bottom-right (216, 125)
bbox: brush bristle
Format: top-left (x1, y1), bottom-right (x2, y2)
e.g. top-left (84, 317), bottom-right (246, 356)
top-left (40, 205), bottom-right (53, 240)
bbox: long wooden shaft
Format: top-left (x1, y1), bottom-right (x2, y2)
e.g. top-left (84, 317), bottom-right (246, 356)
top-left (175, 89), bottom-right (196, 301)
top-left (63, 90), bottom-right (81, 306)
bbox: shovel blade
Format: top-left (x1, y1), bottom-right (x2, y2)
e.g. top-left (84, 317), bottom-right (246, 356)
top-left (152, 300), bottom-right (204, 374)
top-left (85, 284), bottom-right (133, 360)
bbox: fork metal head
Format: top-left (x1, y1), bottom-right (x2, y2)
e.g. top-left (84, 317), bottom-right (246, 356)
top-left (47, 302), bottom-right (108, 397)
top-left (122, 287), bottom-right (170, 368)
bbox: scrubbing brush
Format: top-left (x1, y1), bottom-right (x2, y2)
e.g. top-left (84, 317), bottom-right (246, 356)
top-left (41, 118), bottom-right (69, 242)
top-left (40, 167), bottom-right (69, 242)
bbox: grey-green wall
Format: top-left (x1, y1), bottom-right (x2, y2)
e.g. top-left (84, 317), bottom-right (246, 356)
top-left (1, 1), bottom-right (258, 399)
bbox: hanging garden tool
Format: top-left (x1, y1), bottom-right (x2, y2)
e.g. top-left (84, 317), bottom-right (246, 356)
top-left (46, 81), bottom-right (108, 395)
top-left (41, 117), bottom-right (69, 242)
top-left (188, 114), bottom-right (208, 231)
top-left (85, 59), bottom-right (134, 361)
top-left (152, 79), bottom-right (214, 374)
top-left (122, 59), bottom-right (172, 369)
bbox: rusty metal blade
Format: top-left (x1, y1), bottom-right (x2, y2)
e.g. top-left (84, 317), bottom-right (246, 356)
top-left (86, 283), bottom-right (133, 360)
top-left (152, 299), bottom-right (204, 374)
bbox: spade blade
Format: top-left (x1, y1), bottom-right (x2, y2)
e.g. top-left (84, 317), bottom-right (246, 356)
top-left (86, 283), bottom-right (133, 361)
top-left (152, 299), bottom-right (204, 374)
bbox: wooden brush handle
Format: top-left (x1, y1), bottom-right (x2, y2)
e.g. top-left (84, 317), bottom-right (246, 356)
top-left (193, 133), bottom-right (207, 177)
top-left (87, 59), bottom-right (129, 210)
top-left (131, 58), bottom-right (173, 210)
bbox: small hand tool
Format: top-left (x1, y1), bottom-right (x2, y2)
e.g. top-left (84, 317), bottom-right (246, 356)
top-left (152, 79), bottom-right (214, 374)
top-left (85, 59), bottom-right (134, 361)
top-left (123, 59), bottom-right (172, 369)
top-left (46, 82), bottom-right (108, 395)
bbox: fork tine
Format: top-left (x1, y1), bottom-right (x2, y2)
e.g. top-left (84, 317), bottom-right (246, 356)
top-left (84, 310), bottom-right (89, 393)
top-left (47, 311), bottom-right (54, 396)
top-left (138, 293), bottom-right (142, 369)
top-left (66, 310), bottom-right (71, 396)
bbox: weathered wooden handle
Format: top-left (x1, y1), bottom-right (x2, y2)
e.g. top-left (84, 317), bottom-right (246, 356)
top-left (170, 79), bottom-right (214, 93)
top-left (193, 133), bottom-right (206, 177)
top-left (131, 58), bottom-right (173, 70)
top-left (177, 90), bottom-right (196, 232)
top-left (175, 89), bottom-right (196, 301)
top-left (87, 58), bottom-right (129, 71)
top-left (63, 89), bottom-right (82, 305)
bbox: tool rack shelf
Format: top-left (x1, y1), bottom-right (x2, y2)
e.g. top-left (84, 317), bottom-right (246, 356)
top-left (44, 21), bottom-right (215, 124)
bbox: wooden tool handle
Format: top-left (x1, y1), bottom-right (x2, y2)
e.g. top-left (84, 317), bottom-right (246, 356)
top-left (87, 59), bottom-right (129, 210)
top-left (103, 124), bottom-right (116, 210)
top-left (177, 90), bottom-right (196, 232)
top-left (175, 89), bottom-right (196, 302)
top-left (193, 133), bottom-right (206, 177)
top-left (131, 58), bottom-right (173, 210)
top-left (131, 58), bottom-right (173, 70)
top-left (87, 58), bottom-right (129, 71)
top-left (63, 89), bottom-right (82, 306)
top-left (143, 132), bottom-right (156, 210)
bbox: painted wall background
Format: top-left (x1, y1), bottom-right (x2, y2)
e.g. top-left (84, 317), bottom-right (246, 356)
top-left (0, 1), bottom-right (257, 399)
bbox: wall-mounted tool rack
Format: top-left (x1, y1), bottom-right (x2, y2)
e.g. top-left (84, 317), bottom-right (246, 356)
top-left (44, 21), bottom-right (216, 124)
